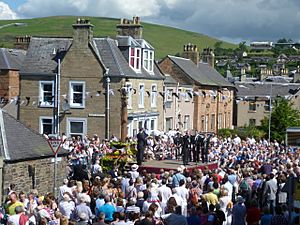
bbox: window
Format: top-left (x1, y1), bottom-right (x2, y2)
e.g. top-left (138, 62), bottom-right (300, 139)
top-left (151, 84), bottom-right (157, 107)
top-left (205, 115), bottom-right (209, 132)
top-left (127, 83), bottom-right (132, 109)
top-left (264, 100), bottom-right (271, 111)
top-left (69, 81), bottom-right (85, 108)
top-left (67, 118), bottom-right (87, 139)
top-left (39, 117), bottom-right (53, 135)
top-left (143, 50), bottom-right (154, 73)
top-left (166, 117), bottom-right (173, 131)
top-left (166, 89), bottom-right (173, 102)
top-left (218, 113), bottom-right (222, 129)
top-left (39, 81), bottom-right (54, 107)
top-left (201, 116), bottom-right (205, 131)
top-left (249, 101), bottom-right (256, 111)
top-left (249, 119), bottom-right (256, 126)
top-left (211, 114), bottom-right (215, 130)
top-left (138, 121), bottom-right (143, 129)
top-left (178, 88), bottom-right (182, 102)
top-left (184, 115), bottom-right (190, 130)
top-left (129, 47), bottom-right (141, 71)
top-left (151, 119), bottom-right (155, 130)
top-left (138, 84), bottom-right (144, 108)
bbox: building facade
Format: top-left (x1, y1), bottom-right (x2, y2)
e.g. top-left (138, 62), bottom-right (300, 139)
top-left (18, 18), bottom-right (164, 139)
top-left (234, 81), bottom-right (300, 127)
top-left (159, 44), bottom-right (234, 133)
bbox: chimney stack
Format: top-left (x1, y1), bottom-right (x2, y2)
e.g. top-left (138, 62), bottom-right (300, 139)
top-left (14, 35), bottom-right (31, 50)
top-left (182, 43), bottom-right (199, 65)
top-left (117, 16), bottom-right (143, 39)
top-left (201, 47), bottom-right (215, 68)
top-left (72, 18), bottom-right (94, 48)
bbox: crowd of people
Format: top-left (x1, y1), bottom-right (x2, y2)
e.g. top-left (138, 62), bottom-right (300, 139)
top-left (3, 129), bottom-right (300, 225)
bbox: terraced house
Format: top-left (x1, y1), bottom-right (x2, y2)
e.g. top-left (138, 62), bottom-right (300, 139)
top-left (18, 18), bottom-right (164, 139)
top-left (159, 45), bottom-right (234, 133)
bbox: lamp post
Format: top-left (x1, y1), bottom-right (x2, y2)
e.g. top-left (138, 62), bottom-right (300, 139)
top-left (105, 71), bottom-right (110, 139)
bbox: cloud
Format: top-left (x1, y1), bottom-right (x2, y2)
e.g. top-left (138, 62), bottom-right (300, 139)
top-left (0, 2), bottom-right (18, 19)
top-left (11, 0), bottom-right (300, 43)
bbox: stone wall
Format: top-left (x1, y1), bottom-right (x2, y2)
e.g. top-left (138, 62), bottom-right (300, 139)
top-left (3, 156), bottom-right (68, 196)
top-left (0, 70), bottom-right (19, 100)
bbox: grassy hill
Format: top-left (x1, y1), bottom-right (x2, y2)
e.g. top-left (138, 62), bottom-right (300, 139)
top-left (0, 16), bottom-right (237, 59)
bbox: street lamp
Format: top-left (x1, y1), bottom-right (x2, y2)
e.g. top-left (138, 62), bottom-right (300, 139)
top-left (105, 69), bottom-right (110, 139)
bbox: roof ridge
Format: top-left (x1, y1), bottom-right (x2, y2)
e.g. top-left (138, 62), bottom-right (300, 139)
top-left (168, 55), bottom-right (190, 61)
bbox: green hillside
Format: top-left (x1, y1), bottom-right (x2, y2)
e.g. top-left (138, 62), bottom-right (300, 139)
top-left (0, 16), bottom-right (236, 59)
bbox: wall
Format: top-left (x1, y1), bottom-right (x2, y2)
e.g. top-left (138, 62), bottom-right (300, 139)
top-left (159, 57), bottom-right (234, 133)
top-left (3, 156), bottom-right (68, 196)
top-left (236, 96), bottom-right (300, 127)
top-left (0, 70), bottom-right (19, 100)
top-left (126, 78), bottom-right (164, 131)
top-left (19, 42), bottom-right (108, 138)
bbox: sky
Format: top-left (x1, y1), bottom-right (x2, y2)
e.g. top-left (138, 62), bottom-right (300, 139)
top-left (0, 0), bottom-right (299, 44)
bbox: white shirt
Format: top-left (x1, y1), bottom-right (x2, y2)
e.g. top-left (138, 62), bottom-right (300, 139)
top-left (8, 214), bottom-right (21, 225)
top-left (157, 185), bottom-right (172, 203)
top-left (175, 186), bottom-right (189, 203)
top-left (223, 181), bottom-right (233, 200)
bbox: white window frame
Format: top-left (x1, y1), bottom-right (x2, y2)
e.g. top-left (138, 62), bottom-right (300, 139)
top-left (166, 89), bottom-right (173, 102)
top-left (151, 84), bottom-right (157, 108)
top-left (138, 84), bottom-right (145, 108)
top-left (129, 47), bottom-right (141, 72)
top-left (184, 115), bottom-right (190, 130)
top-left (143, 49), bottom-right (154, 73)
top-left (39, 81), bottom-right (54, 107)
top-left (69, 81), bottom-right (86, 108)
top-left (39, 116), bottom-right (53, 135)
top-left (126, 82), bottom-right (133, 109)
top-left (66, 117), bottom-right (87, 139)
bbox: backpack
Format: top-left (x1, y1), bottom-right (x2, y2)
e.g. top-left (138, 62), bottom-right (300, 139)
top-left (239, 179), bottom-right (250, 192)
top-left (19, 213), bottom-right (29, 225)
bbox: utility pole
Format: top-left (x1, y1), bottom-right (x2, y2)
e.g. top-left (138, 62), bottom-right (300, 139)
top-left (105, 73), bottom-right (110, 139)
top-left (120, 86), bottom-right (128, 142)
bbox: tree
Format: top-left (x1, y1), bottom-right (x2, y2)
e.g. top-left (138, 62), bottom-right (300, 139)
top-left (260, 97), bottom-right (300, 142)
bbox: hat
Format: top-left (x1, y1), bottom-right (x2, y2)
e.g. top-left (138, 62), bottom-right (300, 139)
top-left (131, 164), bottom-right (139, 171)
top-left (177, 167), bottom-right (183, 173)
top-left (236, 195), bottom-right (245, 204)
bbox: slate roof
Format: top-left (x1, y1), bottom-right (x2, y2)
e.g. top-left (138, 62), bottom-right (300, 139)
top-left (0, 110), bottom-right (68, 162)
top-left (167, 55), bottom-right (233, 88)
top-left (20, 37), bottom-right (72, 74)
top-left (0, 48), bottom-right (26, 70)
top-left (164, 74), bottom-right (178, 85)
top-left (235, 82), bottom-right (300, 98)
top-left (20, 36), bottom-right (164, 80)
top-left (94, 37), bottom-right (164, 80)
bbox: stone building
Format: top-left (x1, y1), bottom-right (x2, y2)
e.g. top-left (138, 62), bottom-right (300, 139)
top-left (18, 18), bottom-right (164, 139)
top-left (159, 44), bottom-right (234, 133)
top-left (0, 48), bottom-right (26, 118)
top-left (164, 74), bottom-right (194, 132)
top-left (0, 109), bottom-right (68, 201)
top-left (234, 80), bottom-right (300, 127)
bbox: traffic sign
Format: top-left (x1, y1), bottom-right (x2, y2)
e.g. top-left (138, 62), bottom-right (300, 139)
top-left (47, 138), bottom-right (63, 155)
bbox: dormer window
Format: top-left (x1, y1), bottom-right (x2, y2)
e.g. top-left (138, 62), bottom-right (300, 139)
top-left (129, 47), bottom-right (141, 71)
top-left (143, 50), bottom-right (154, 73)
